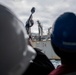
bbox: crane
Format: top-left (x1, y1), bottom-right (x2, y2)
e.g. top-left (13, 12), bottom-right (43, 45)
top-left (37, 20), bottom-right (43, 41)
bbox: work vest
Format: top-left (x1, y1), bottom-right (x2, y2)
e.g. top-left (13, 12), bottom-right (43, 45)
top-left (64, 72), bottom-right (76, 75)
top-left (49, 64), bottom-right (76, 75)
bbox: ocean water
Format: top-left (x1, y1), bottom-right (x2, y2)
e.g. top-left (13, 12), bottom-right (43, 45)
top-left (51, 60), bottom-right (61, 68)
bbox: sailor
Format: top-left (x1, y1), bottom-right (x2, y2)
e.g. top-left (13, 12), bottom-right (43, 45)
top-left (49, 12), bottom-right (76, 75)
top-left (0, 4), bottom-right (36, 75)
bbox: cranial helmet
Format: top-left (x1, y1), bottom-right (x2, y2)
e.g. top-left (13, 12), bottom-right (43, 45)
top-left (0, 4), bottom-right (36, 75)
top-left (51, 12), bottom-right (76, 52)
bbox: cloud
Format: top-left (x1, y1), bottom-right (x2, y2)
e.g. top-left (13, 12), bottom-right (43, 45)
top-left (0, 0), bottom-right (76, 35)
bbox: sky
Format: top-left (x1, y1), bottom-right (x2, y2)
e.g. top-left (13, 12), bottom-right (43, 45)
top-left (0, 0), bottom-right (76, 35)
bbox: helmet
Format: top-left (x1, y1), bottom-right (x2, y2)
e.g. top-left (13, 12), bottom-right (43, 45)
top-left (51, 12), bottom-right (76, 52)
top-left (0, 4), bottom-right (36, 75)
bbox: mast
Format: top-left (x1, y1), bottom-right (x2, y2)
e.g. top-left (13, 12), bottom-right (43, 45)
top-left (25, 7), bottom-right (35, 37)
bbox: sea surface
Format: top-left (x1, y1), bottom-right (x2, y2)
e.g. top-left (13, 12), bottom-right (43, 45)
top-left (51, 60), bottom-right (61, 68)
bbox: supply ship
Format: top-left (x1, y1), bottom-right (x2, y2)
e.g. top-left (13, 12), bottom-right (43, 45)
top-left (31, 20), bottom-right (60, 60)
